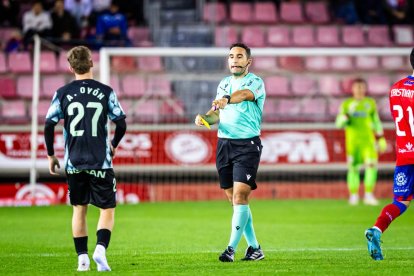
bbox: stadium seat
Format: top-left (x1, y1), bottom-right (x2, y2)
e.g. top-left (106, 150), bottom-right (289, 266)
top-left (316, 26), bottom-right (340, 46)
top-left (305, 56), bottom-right (329, 71)
top-left (305, 1), bottom-right (330, 23)
top-left (291, 75), bottom-right (317, 96)
top-left (16, 75), bottom-right (37, 99)
top-left (119, 100), bottom-right (134, 122)
top-left (0, 77), bottom-right (16, 98)
top-left (1, 100), bottom-right (27, 122)
top-left (251, 56), bottom-right (277, 72)
top-left (292, 26), bottom-right (315, 46)
top-left (327, 98), bottom-right (344, 117)
top-left (264, 75), bottom-right (290, 96)
top-left (127, 26), bottom-right (151, 46)
top-left (170, 25), bottom-right (212, 47)
top-left (135, 99), bottom-right (161, 123)
top-left (42, 75), bottom-right (66, 98)
top-left (342, 26), bottom-right (365, 46)
top-left (267, 26), bottom-right (291, 46)
top-left (263, 98), bottom-right (277, 122)
top-left (381, 56), bottom-right (406, 71)
top-left (280, 2), bottom-right (305, 23)
top-left (215, 26), bottom-right (238, 47)
top-left (111, 56), bottom-right (137, 73)
top-left (241, 26), bottom-right (265, 47)
top-left (274, 98), bottom-right (300, 119)
top-left (121, 75), bottom-right (146, 98)
top-left (110, 75), bottom-right (122, 96)
top-left (40, 52), bottom-right (58, 73)
top-left (278, 56), bottom-right (304, 72)
top-left (367, 75), bottom-right (390, 96)
top-left (330, 56), bottom-right (354, 71)
top-left (341, 77), bottom-right (355, 94)
top-left (28, 100), bottom-right (50, 123)
top-left (230, 2), bottom-right (253, 24)
top-left (58, 52), bottom-right (70, 72)
top-left (301, 98), bottom-right (327, 119)
top-left (355, 56), bottom-right (379, 70)
top-left (147, 77), bottom-right (172, 97)
top-left (318, 75), bottom-right (342, 96)
top-left (253, 2), bottom-right (278, 24)
top-left (91, 51), bottom-right (100, 71)
top-left (393, 25), bottom-right (414, 46)
top-left (367, 26), bottom-right (392, 46)
top-left (137, 56), bottom-right (164, 72)
top-left (8, 52), bottom-right (31, 73)
top-left (203, 2), bottom-right (226, 23)
top-left (0, 52), bottom-right (7, 73)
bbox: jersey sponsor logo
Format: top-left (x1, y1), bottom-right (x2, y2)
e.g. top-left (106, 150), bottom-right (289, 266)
top-left (165, 132), bottom-right (212, 165)
top-left (246, 174), bottom-right (251, 180)
top-left (398, 142), bottom-right (414, 153)
top-left (66, 169), bottom-right (106, 178)
top-left (261, 132), bottom-right (329, 163)
top-left (390, 88), bottom-right (414, 98)
top-left (395, 172), bottom-right (407, 187)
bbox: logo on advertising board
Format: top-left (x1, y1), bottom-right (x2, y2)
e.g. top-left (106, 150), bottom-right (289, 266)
top-left (165, 132), bottom-right (212, 165)
top-left (261, 132), bottom-right (329, 163)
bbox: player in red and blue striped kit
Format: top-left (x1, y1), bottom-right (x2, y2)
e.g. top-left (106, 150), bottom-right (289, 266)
top-left (365, 48), bottom-right (414, 260)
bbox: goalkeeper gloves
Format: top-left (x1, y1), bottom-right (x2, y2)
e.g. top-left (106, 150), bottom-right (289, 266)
top-left (377, 137), bottom-right (387, 153)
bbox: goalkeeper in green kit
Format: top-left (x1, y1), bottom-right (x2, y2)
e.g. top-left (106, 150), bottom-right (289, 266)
top-left (336, 78), bottom-right (387, 206)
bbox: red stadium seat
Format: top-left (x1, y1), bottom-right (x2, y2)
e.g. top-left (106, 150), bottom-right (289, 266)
top-left (393, 25), bottom-right (414, 46)
top-left (328, 98), bottom-right (345, 117)
top-left (17, 75), bottom-right (37, 99)
top-left (127, 26), bottom-right (151, 46)
top-left (230, 2), bottom-right (252, 24)
top-left (215, 26), bottom-right (238, 47)
top-left (305, 56), bottom-right (329, 71)
top-left (241, 26), bottom-right (265, 47)
top-left (58, 52), bottom-right (70, 72)
top-left (28, 100), bottom-right (51, 123)
top-left (342, 26), bottom-right (365, 46)
top-left (119, 100), bottom-right (133, 122)
top-left (263, 98), bottom-right (277, 122)
top-left (110, 75), bottom-right (122, 96)
top-left (251, 56), bottom-right (277, 72)
top-left (147, 77), bottom-right (172, 97)
top-left (264, 75), bottom-right (290, 96)
top-left (330, 56), bottom-right (354, 71)
top-left (316, 26), bottom-right (340, 46)
top-left (305, 1), bottom-right (330, 23)
top-left (318, 76), bottom-right (342, 96)
top-left (42, 75), bottom-right (66, 98)
top-left (111, 56), bottom-right (136, 73)
top-left (367, 75), bottom-right (390, 96)
top-left (1, 100), bottom-right (27, 122)
top-left (8, 52), bottom-right (31, 73)
top-left (381, 56), bottom-right (406, 71)
top-left (122, 75), bottom-right (146, 98)
top-left (253, 2), bottom-right (278, 24)
top-left (40, 52), bottom-right (57, 73)
top-left (0, 52), bottom-right (7, 73)
top-left (203, 2), bottom-right (226, 23)
top-left (355, 56), bottom-right (379, 70)
top-left (292, 26), bottom-right (315, 46)
top-left (302, 98), bottom-right (327, 118)
top-left (291, 75), bottom-right (317, 96)
top-left (137, 56), bottom-right (163, 72)
top-left (367, 26), bottom-right (392, 46)
top-left (0, 77), bottom-right (16, 98)
top-left (280, 2), bottom-right (304, 23)
top-left (135, 99), bottom-right (161, 123)
top-left (278, 56), bottom-right (304, 72)
top-left (275, 98), bottom-right (300, 118)
top-left (267, 26), bottom-right (291, 46)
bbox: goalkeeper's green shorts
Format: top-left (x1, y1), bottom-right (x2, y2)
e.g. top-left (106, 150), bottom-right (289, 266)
top-left (346, 143), bottom-right (378, 166)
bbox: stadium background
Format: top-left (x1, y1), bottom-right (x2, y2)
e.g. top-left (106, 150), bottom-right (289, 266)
top-left (0, 0), bottom-right (411, 205)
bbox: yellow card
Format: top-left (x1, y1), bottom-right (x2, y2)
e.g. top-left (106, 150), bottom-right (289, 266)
top-left (200, 117), bottom-right (211, 129)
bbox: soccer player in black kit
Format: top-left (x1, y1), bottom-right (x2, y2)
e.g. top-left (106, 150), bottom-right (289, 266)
top-left (44, 46), bottom-right (127, 271)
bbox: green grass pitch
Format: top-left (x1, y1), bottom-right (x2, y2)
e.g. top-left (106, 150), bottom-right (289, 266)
top-left (0, 199), bottom-right (414, 275)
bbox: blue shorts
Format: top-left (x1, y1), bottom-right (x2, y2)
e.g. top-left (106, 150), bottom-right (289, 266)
top-left (393, 165), bottom-right (414, 201)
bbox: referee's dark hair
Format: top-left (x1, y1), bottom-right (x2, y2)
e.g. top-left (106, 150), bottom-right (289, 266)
top-left (410, 48), bottom-right (414, 69)
top-left (230, 43), bottom-right (251, 58)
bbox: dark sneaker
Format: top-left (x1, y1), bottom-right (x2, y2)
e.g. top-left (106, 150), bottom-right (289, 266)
top-left (241, 245), bottom-right (265, 261)
top-left (219, 246), bottom-right (235, 262)
top-left (365, 228), bottom-right (383, 260)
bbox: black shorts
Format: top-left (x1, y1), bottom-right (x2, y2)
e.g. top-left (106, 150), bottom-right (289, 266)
top-left (66, 169), bottom-right (116, 209)
top-left (216, 136), bottom-right (263, 190)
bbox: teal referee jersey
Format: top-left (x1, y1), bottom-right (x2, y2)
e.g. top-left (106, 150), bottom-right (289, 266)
top-left (215, 72), bottom-right (266, 139)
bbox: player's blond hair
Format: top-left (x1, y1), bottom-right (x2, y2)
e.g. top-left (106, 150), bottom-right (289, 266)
top-left (67, 46), bottom-right (93, 74)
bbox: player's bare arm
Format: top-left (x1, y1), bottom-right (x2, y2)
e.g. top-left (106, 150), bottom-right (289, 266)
top-left (48, 155), bottom-right (61, 175)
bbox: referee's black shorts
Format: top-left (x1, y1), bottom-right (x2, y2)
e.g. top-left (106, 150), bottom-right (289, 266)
top-left (66, 169), bottom-right (117, 209)
top-left (216, 136), bottom-right (263, 190)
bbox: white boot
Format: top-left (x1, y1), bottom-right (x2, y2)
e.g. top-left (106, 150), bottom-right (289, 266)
top-left (364, 193), bottom-right (379, 206)
top-left (349, 194), bottom-right (359, 206)
top-left (93, 244), bottom-right (111, 271)
top-left (77, 253), bottom-right (90, 271)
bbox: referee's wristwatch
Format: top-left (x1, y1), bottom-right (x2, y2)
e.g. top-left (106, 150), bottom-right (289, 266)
top-left (222, 95), bottom-right (231, 104)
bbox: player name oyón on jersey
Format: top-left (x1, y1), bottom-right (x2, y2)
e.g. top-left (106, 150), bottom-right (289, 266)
top-left (65, 86), bottom-right (106, 102)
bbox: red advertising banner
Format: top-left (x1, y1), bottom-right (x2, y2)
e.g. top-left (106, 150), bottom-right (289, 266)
top-left (0, 129), bottom-right (396, 169)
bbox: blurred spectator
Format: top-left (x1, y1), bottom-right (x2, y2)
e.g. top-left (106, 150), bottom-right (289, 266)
top-left (22, 1), bottom-right (52, 49)
top-left (117, 0), bottom-right (146, 26)
top-left (4, 28), bottom-right (23, 52)
top-left (64, 0), bottom-right (92, 28)
top-left (383, 0), bottom-right (414, 25)
top-left (96, 1), bottom-right (130, 47)
top-left (355, 0), bottom-right (386, 24)
top-left (51, 0), bottom-right (80, 44)
top-left (0, 0), bottom-right (20, 27)
top-left (92, 0), bottom-right (111, 13)
top-left (329, 0), bottom-right (360, 24)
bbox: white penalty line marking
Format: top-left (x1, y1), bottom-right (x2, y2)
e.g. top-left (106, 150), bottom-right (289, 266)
top-left (5, 247), bottom-right (414, 257)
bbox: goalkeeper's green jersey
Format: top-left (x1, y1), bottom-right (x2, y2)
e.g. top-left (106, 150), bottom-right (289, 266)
top-left (335, 97), bottom-right (383, 144)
